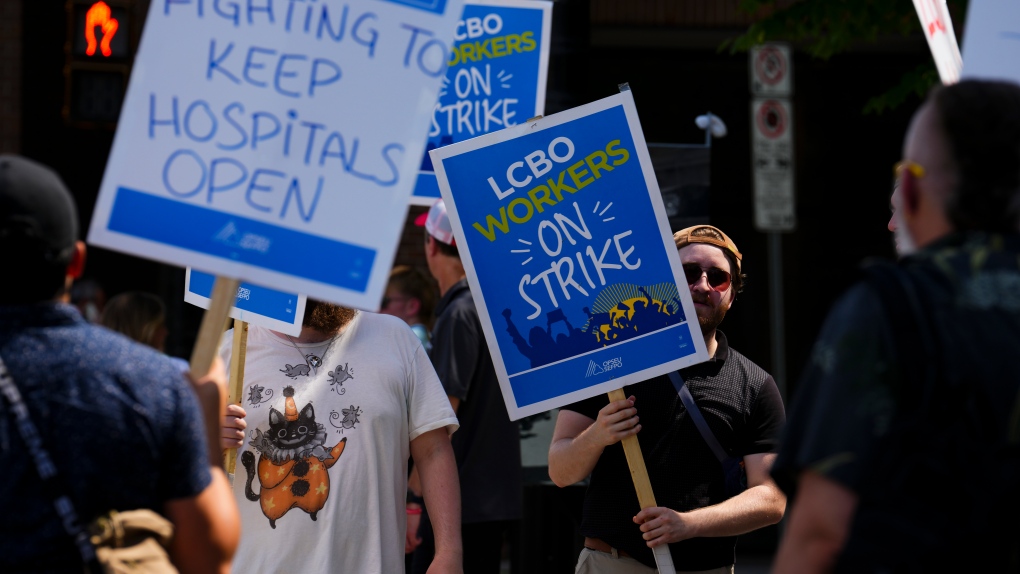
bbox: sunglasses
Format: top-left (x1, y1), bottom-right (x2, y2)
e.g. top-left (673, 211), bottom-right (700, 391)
top-left (893, 159), bottom-right (925, 180)
top-left (683, 264), bottom-right (731, 291)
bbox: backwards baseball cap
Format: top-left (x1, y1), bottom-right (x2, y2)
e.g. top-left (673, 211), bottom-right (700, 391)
top-left (414, 198), bottom-right (456, 246)
top-left (673, 224), bottom-right (742, 272)
top-left (0, 154), bottom-right (78, 256)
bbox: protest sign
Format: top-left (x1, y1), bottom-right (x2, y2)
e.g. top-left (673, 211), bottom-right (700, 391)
top-left (431, 89), bottom-right (710, 420)
top-left (961, 0), bottom-right (1020, 85)
top-left (87, 0), bottom-right (464, 311)
top-left (185, 268), bottom-right (306, 336)
top-left (912, 0), bottom-right (962, 84)
top-left (412, 0), bottom-right (552, 205)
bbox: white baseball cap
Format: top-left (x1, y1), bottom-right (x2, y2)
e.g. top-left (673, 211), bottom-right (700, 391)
top-left (414, 198), bottom-right (456, 246)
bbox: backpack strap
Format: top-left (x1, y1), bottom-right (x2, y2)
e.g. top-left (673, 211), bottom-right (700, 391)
top-left (667, 371), bottom-right (729, 463)
top-left (0, 355), bottom-right (103, 573)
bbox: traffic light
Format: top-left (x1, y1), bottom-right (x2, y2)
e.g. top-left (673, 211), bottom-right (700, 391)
top-left (64, 0), bottom-right (134, 126)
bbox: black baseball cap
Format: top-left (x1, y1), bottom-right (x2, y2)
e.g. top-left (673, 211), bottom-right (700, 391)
top-left (0, 154), bottom-right (78, 257)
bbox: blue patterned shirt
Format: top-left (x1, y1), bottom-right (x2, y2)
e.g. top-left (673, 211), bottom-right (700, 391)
top-left (0, 304), bottom-right (211, 572)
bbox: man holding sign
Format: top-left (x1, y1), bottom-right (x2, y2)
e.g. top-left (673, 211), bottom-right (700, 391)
top-left (549, 225), bottom-right (786, 573)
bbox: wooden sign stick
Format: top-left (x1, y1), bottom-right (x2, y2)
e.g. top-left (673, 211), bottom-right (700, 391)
top-left (224, 319), bottom-right (249, 474)
top-left (189, 276), bottom-right (240, 469)
top-left (607, 388), bottom-right (677, 574)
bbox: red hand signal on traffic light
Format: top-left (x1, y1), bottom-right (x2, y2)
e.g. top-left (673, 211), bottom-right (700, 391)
top-left (85, 1), bottom-right (119, 58)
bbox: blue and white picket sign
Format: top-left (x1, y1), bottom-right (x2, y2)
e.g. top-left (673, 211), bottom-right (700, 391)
top-left (184, 268), bottom-right (306, 336)
top-left (87, 0), bottom-right (464, 311)
top-left (411, 0), bottom-right (551, 206)
top-left (961, 0), bottom-right (1020, 85)
top-left (431, 90), bottom-right (710, 420)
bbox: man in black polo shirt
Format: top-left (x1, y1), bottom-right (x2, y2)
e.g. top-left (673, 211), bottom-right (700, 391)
top-left (549, 225), bottom-right (786, 573)
top-left (410, 198), bottom-right (523, 574)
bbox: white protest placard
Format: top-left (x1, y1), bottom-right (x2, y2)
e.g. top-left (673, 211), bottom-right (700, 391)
top-left (961, 0), bottom-right (1020, 84)
top-left (184, 268), bottom-right (306, 336)
top-left (87, 0), bottom-right (464, 311)
top-left (913, 0), bottom-right (963, 84)
top-left (412, 0), bottom-right (552, 205)
top-left (749, 43), bottom-right (792, 96)
top-left (430, 90), bottom-right (710, 420)
top-left (751, 98), bottom-right (795, 232)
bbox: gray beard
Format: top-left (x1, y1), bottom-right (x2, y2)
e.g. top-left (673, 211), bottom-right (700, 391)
top-left (894, 209), bottom-right (917, 257)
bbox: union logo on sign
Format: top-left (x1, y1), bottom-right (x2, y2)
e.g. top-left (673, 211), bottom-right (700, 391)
top-left (755, 100), bottom-right (788, 140)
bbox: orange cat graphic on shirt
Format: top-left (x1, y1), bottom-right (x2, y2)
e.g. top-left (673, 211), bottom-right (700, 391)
top-left (241, 387), bottom-right (347, 528)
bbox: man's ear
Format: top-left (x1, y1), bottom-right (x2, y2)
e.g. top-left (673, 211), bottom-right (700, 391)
top-left (407, 297), bottom-right (421, 317)
top-left (901, 173), bottom-right (921, 215)
top-left (67, 241), bottom-right (86, 280)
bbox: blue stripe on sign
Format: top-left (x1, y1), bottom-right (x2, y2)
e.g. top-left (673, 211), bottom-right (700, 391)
top-left (509, 323), bottom-right (697, 407)
top-left (108, 187), bottom-right (375, 293)
top-left (412, 172), bottom-right (442, 199)
top-left (189, 269), bottom-right (299, 323)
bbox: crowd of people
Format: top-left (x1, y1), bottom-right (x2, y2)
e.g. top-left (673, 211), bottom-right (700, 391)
top-left (2, 78), bottom-right (1020, 573)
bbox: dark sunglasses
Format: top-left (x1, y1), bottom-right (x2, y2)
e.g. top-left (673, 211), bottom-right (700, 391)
top-left (682, 264), bottom-right (731, 291)
top-left (381, 296), bottom-right (409, 307)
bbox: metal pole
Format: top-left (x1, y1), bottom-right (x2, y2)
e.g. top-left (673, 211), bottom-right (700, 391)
top-left (768, 232), bottom-right (787, 400)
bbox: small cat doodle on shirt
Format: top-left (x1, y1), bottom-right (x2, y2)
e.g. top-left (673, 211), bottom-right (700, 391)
top-left (241, 386), bottom-right (348, 528)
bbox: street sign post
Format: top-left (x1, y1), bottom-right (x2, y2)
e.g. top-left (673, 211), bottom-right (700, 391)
top-left (749, 43), bottom-right (793, 399)
top-left (749, 43), bottom-right (793, 97)
top-left (751, 98), bottom-right (795, 232)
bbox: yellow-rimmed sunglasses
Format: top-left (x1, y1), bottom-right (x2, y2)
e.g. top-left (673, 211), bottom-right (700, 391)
top-left (894, 159), bottom-right (926, 179)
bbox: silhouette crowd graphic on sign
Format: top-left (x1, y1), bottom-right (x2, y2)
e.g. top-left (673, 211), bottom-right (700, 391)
top-left (501, 282), bottom-right (686, 370)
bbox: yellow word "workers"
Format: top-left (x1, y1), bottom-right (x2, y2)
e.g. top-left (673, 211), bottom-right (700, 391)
top-left (472, 140), bottom-right (630, 242)
top-left (448, 31), bottom-right (537, 66)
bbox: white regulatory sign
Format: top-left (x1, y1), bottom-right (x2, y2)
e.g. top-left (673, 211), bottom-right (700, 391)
top-left (751, 98), bottom-right (795, 232)
top-left (750, 43), bottom-right (792, 96)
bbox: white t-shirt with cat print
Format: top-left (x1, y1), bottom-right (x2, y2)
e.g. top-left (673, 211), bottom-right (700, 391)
top-left (220, 312), bottom-right (458, 574)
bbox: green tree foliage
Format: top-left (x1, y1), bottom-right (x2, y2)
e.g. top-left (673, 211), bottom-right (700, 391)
top-left (723, 0), bottom-right (968, 113)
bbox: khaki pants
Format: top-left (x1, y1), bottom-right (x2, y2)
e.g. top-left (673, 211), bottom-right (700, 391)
top-left (574, 547), bottom-right (735, 574)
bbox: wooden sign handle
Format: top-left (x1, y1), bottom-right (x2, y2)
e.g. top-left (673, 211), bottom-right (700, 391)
top-left (189, 276), bottom-right (239, 469)
top-left (223, 319), bottom-right (249, 474)
top-left (606, 388), bottom-right (677, 574)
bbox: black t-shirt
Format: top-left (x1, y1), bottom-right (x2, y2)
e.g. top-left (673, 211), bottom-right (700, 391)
top-left (772, 232), bottom-right (1020, 571)
top-left (561, 332), bottom-right (785, 570)
top-left (431, 279), bottom-right (522, 523)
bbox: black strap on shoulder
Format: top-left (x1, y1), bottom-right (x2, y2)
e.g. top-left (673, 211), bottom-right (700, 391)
top-left (667, 371), bottom-right (729, 463)
top-left (0, 355), bottom-right (103, 573)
